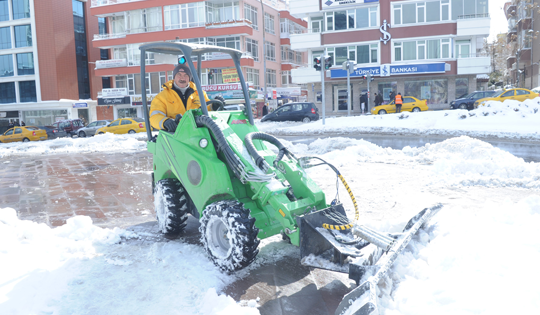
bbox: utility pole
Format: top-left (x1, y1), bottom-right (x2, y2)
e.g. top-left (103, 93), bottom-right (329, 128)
top-left (321, 50), bottom-right (325, 125)
top-left (260, 0), bottom-right (267, 110)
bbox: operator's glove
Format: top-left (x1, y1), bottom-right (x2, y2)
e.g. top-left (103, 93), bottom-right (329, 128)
top-left (163, 119), bottom-right (178, 132)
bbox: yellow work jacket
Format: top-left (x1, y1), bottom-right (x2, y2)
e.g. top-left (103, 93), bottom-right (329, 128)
top-left (150, 80), bottom-right (212, 130)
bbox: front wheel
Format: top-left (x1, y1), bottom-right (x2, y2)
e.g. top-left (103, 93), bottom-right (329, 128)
top-left (154, 178), bottom-right (190, 235)
top-left (22, 138), bottom-right (30, 142)
top-left (200, 200), bottom-right (260, 273)
top-left (412, 107), bottom-right (421, 112)
top-left (79, 131), bottom-right (86, 138)
top-left (302, 117), bottom-right (311, 123)
top-left (128, 130), bottom-right (136, 134)
top-left (459, 104), bottom-right (466, 109)
top-left (98, 132), bottom-right (104, 135)
top-left (378, 109), bottom-right (387, 115)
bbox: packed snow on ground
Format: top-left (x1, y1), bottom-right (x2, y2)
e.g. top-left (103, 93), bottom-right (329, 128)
top-left (1, 98), bottom-right (540, 314)
top-left (257, 97), bottom-right (540, 141)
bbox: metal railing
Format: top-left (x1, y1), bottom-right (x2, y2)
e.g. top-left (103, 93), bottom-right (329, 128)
top-left (205, 19), bottom-right (253, 28)
top-left (456, 52), bottom-right (489, 58)
top-left (94, 33), bottom-right (126, 40)
top-left (457, 13), bottom-right (490, 19)
top-left (91, 0), bottom-right (143, 7)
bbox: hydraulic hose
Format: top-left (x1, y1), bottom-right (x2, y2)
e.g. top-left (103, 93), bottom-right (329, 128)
top-left (244, 132), bottom-right (293, 172)
top-left (195, 115), bottom-right (244, 180)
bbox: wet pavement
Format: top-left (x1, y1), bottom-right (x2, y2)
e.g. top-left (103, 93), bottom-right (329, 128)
top-left (0, 151), bottom-right (352, 315)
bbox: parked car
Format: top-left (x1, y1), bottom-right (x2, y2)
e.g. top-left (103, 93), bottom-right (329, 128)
top-left (224, 104), bottom-right (245, 111)
top-left (260, 102), bottom-right (319, 123)
top-left (371, 96), bottom-right (428, 115)
top-left (450, 91), bottom-right (496, 110)
top-left (53, 119), bottom-right (85, 138)
top-left (0, 126), bottom-right (48, 143)
top-left (531, 86), bottom-right (540, 94)
top-left (37, 125), bottom-right (61, 140)
top-left (96, 117), bottom-right (147, 135)
top-left (474, 88), bottom-right (540, 108)
top-left (77, 120), bottom-right (112, 137)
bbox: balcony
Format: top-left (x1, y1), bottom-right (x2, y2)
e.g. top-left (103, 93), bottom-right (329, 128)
top-left (291, 67), bottom-right (325, 84)
top-left (288, 0), bottom-right (320, 18)
top-left (507, 55), bottom-right (516, 69)
top-left (505, 3), bottom-right (516, 19)
top-left (290, 31), bottom-right (321, 51)
top-left (457, 54), bottom-right (490, 75)
top-left (456, 14), bottom-right (490, 37)
top-left (205, 19), bottom-right (253, 30)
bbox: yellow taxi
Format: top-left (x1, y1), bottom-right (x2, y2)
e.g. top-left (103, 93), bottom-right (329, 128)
top-left (371, 96), bottom-right (429, 115)
top-left (474, 88), bottom-right (539, 108)
top-left (0, 126), bottom-right (48, 143)
top-left (96, 117), bottom-right (147, 135)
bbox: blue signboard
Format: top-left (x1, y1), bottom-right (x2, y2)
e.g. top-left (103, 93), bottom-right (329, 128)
top-left (72, 102), bottom-right (88, 108)
top-left (331, 63), bottom-right (446, 79)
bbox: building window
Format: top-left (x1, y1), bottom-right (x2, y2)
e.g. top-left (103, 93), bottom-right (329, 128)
top-left (0, 54), bottom-right (13, 77)
top-left (111, 15), bottom-right (125, 34)
top-left (264, 13), bottom-right (275, 34)
top-left (246, 68), bottom-right (259, 89)
top-left (265, 41), bottom-right (276, 61)
top-left (393, 0), bottom-right (450, 25)
top-left (327, 44), bottom-right (378, 66)
top-left (455, 78), bottom-right (469, 98)
top-left (125, 44), bottom-right (154, 66)
top-left (404, 79), bottom-right (448, 104)
top-left (245, 38), bottom-right (258, 61)
top-left (164, 3), bottom-right (205, 30)
top-left (452, 0), bottom-right (488, 19)
top-left (72, 0), bottom-right (90, 99)
top-left (12, 0), bottom-right (30, 20)
top-left (266, 69), bottom-right (276, 87)
top-left (0, 0), bottom-right (9, 22)
top-left (215, 36), bottom-right (240, 49)
top-left (16, 52), bottom-right (33, 75)
top-left (126, 7), bottom-right (162, 34)
top-left (14, 24), bottom-right (31, 48)
top-left (206, 2), bottom-right (240, 23)
top-left (0, 27), bottom-right (11, 49)
top-left (244, 4), bottom-right (258, 30)
top-left (281, 70), bottom-right (291, 85)
top-left (0, 82), bottom-right (15, 103)
top-left (325, 7), bottom-right (377, 31)
top-left (394, 38), bottom-right (451, 61)
top-left (19, 80), bottom-right (36, 102)
top-left (115, 75), bottom-right (127, 89)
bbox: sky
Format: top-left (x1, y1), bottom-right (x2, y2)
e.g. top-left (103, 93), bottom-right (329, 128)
top-left (1, 97), bottom-right (540, 314)
top-left (489, 0), bottom-right (509, 41)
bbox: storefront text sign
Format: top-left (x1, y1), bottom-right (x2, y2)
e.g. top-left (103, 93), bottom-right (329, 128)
top-left (102, 88), bottom-right (128, 97)
top-left (72, 102), bottom-right (88, 108)
top-left (331, 63), bottom-right (447, 78)
top-left (379, 20), bottom-right (391, 45)
top-left (323, 0), bottom-right (378, 9)
top-left (97, 96), bottom-right (130, 106)
top-left (131, 94), bottom-right (157, 106)
top-left (202, 84), bottom-right (243, 91)
top-left (222, 68), bottom-right (240, 83)
top-left (95, 59), bottom-right (127, 69)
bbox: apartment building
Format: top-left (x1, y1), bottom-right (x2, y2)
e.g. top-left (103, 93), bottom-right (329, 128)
top-left (90, 0), bottom-right (307, 119)
top-left (288, 0), bottom-right (491, 114)
top-left (505, 0), bottom-right (539, 89)
top-left (0, 0), bottom-right (101, 133)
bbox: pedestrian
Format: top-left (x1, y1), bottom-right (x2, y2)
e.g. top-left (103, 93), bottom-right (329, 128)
top-left (373, 93), bottom-right (380, 107)
top-left (376, 92), bottom-right (383, 106)
top-left (360, 93), bottom-right (368, 114)
top-left (14, 120), bottom-right (20, 126)
top-left (389, 91), bottom-right (396, 103)
top-left (262, 103), bottom-right (269, 116)
top-left (395, 92), bottom-right (403, 113)
top-left (8, 120), bottom-right (14, 129)
top-left (21, 121), bottom-right (26, 126)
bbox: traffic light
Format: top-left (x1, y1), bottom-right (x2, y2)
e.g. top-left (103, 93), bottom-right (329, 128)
top-left (208, 70), bottom-right (213, 80)
top-left (178, 55), bottom-right (187, 64)
top-left (313, 57), bottom-right (321, 71)
top-left (324, 56), bottom-right (333, 70)
top-left (361, 74), bottom-right (367, 80)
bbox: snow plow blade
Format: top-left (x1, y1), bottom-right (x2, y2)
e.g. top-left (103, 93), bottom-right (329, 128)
top-left (334, 204), bottom-right (443, 315)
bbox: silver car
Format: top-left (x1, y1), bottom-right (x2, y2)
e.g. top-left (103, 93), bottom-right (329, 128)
top-left (77, 120), bottom-right (112, 137)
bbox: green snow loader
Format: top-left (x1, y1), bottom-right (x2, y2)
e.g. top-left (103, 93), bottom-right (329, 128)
top-left (139, 43), bottom-right (441, 315)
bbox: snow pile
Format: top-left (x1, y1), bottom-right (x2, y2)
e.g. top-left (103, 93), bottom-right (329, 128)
top-left (0, 133), bottom-right (148, 158)
top-left (0, 208), bottom-right (260, 315)
top-left (256, 98), bottom-right (540, 140)
top-left (382, 195), bottom-right (540, 314)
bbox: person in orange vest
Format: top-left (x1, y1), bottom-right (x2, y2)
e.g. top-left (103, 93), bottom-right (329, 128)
top-left (395, 92), bottom-right (403, 113)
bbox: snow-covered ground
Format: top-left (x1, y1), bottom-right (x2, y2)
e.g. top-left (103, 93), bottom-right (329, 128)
top-left (1, 98), bottom-right (540, 314)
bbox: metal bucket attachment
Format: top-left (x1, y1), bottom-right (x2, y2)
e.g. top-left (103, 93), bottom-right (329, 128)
top-left (335, 204), bottom-right (443, 315)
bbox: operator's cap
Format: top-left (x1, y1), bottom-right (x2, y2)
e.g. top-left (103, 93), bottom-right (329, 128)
top-left (173, 64), bottom-right (192, 80)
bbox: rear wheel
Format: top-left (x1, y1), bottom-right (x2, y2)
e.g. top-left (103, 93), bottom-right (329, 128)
top-left (154, 178), bottom-right (190, 235)
top-left (378, 109), bottom-right (387, 115)
top-left (128, 130), bottom-right (136, 134)
top-left (200, 200), bottom-right (260, 273)
top-left (302, 117), bottom-right (311, 123)
top-left (22, 138), bottom-right (30, 142)
top-left (98, 132), bottom-right (104, 135)
top-left (79, 131), bottom-right (86, 137)
top-left (412, 107), bottom-right (421, 112)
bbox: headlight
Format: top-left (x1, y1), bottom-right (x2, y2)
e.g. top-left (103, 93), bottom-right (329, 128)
top-left (451, 101), bottom-right (455, 105)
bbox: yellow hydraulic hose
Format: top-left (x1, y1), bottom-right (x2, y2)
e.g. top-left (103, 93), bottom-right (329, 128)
top-left (322, 174), bottom-right (359, 230)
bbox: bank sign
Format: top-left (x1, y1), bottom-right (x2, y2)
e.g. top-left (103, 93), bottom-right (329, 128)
top-left (323, 0), bottom-right (378, 9)
top-left (330, 63), bottom-right (447, 78)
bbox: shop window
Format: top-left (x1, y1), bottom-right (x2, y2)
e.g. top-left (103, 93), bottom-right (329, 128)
top-left (405, 79), bottom-right (448, 105)
top-left (455, 78), bottom-right (469, 98)
top-left (377, 82), bottom-right (397, 103)
top-left (118, 108), bottom-right (137, 118)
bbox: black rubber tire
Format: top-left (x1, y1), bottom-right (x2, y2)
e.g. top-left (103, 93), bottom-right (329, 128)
top-left (154, 178), bottom-right (190, 235)
top-left (22, 138), bottom-right (30, 142)
top-left (128, 130), bottom-right (136, 134)
top-left (459, 104), bottom-right (466, 109)
top-left (412, 107), bottom-right (421, 112)
top-left (378, 109), bottom-right (387, 115)
top-left (199, 200), bottom-right (260, 273)
top-left (302, 117), bottom-right (311, 123)
top-left (98, 132), bottom-right (104, 134)
top-left (79, 131), bottom-right (86, 137)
